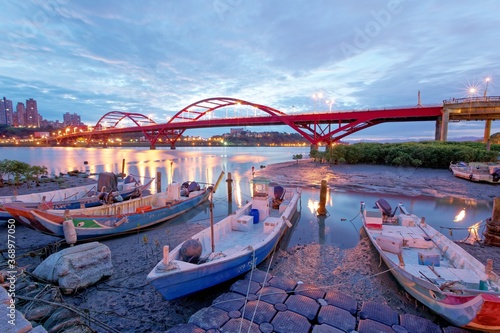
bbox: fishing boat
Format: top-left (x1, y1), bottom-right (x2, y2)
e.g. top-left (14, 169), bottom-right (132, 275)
top-left (361, 198), bottom-right (500, 332)
top-left (449, 161), bottom-right (500, 184)
top-left (0, 173), bottom-right (153, 220)
top-left (147, 178), bottom-right (301, 300)
top-left (11, 181), bottom-right (211, 241)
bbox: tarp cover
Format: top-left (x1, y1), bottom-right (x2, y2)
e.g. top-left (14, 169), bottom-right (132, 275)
top-left (98, 172), bottom-right (118, 192)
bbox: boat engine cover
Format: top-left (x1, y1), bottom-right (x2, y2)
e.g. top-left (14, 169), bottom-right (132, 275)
top-left (180, 239), bottom-right (202, 263)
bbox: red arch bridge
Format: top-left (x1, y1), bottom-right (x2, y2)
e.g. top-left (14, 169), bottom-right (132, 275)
top-left (55, 96), bottom-right (500, 149)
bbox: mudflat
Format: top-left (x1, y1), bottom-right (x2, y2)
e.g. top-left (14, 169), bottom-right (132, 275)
top-left (2, 162), bottom-right (499, 332)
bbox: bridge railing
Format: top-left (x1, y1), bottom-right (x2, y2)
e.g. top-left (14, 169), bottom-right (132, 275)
top-left (443, 96), bottom-right (500, 104)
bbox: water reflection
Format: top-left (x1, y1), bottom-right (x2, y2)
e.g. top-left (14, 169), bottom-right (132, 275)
top-left (454, 208), bottom-right (466, 222)
top-left (0, 146), bottom-right (493, 249)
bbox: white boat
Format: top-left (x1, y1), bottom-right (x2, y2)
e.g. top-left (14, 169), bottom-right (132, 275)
top-left (362, 198), bottom-right (500, 332)
top-left (449, 161), bottom-right (500, 184)
top-left (147, 178), bottom-right (301, 300)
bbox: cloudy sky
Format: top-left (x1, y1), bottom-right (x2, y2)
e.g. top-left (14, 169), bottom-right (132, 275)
top-left (1, 0), bottom-right (499, 141)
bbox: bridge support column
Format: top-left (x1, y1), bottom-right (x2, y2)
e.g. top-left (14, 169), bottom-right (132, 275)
top-left (484, 119), bottom-right (492, 143)
top-left (150, 144), bottom-right (156, 150)
top-left (439, 109), bottom-right (449, 141)
top-left (435, 116), bottom-right (442, 141)
top-left (310, 143), bottom-right (318, 152)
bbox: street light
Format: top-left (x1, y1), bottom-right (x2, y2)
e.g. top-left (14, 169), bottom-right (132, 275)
top-left (484, 77), bottom-right (491, 97)
top-left (312, 92), bottom-right (323, 112)
top-left (325, 99), bottom-right (335, 112)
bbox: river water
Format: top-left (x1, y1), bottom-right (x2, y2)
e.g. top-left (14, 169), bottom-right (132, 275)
top-left (0, 146), bottom-right (493, 248)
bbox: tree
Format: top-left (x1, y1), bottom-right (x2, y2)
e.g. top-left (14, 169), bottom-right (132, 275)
top-left (292, 154), bottom-right (303, 163)
top-left (28, 165), bottom-right (48, 187)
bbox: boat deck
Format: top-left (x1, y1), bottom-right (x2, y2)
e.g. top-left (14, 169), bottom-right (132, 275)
top-left (366, 212), bottom-right (494, 291)
top-left (199, 206), bottom-right (289, 259)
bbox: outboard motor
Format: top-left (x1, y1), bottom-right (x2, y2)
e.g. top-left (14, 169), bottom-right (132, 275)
top-left (180, 239), bottom-right (202, 263)
top-left (180, 181), bottom-right (190, 197)
top-left (187, 181), bottom-right (200, 192)
top-left (375, 198), bottom-right (395, 217)
top-left (272, 185), bottom-right (285, 209)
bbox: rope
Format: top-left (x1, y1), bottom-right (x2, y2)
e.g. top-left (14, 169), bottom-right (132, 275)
top-left (246, 250), bottom-right (275, 333)
top-left (16, 295), bottom-right (121, 333)
top-left (238, 246), bottom-right (256, 333)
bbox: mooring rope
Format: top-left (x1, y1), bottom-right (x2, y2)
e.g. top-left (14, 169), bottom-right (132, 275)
top-left (238, 246), bottom-right (256, 333)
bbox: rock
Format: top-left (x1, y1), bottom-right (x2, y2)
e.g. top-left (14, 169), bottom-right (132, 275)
top-left (24, 286), bottom-right (62, 321)
top-left (44, 308), bottom-right (83, 333)
top-left (29, 325), bottom-right (48, 332)
top-left (0, 285), bottom-right (11, 305)
top-left (0, 303), bottom-right (32, 333)
top-left (33, 242), bottom-right (113, 294)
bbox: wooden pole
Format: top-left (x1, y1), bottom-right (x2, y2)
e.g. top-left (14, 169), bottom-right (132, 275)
top-left (210, 191), bottom-right (215, 253)
top-left (227, 172), bottom-right (233, 202)
top-left (121, 159), bottom-right (125, 178)
top-left (317, 179), bottom-right (327, 215)
top-left (156, 171), bottom-right (161, 193)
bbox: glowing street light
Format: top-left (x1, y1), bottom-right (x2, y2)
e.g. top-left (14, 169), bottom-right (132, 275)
top-left (468, 87), bottom-right (477, 99)
top-left (312, 92), bottom-right (323, 112)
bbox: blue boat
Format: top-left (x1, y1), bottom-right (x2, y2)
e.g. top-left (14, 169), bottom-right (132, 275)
top-left (0, 173), bottom-right (153, 220)
top-left (146, 179), bottom-right (301, 300)
top-left (20, 181), bottom-right (211, 241)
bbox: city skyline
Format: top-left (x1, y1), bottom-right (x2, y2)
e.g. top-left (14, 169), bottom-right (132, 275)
top-left (1, 1), bottom-right (499, 141)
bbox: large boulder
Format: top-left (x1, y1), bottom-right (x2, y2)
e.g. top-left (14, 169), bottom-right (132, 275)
top-left (33, 242), bottom-right (113, 294)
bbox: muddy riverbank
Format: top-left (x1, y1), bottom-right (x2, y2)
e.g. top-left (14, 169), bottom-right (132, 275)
top-left (2, 162), bottom-right (499, 332)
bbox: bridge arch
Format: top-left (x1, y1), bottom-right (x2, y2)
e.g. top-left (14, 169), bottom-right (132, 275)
top-left (88, 111), bottom-right (157, 147)
top-left (150, 97), bottom-right (289, 148)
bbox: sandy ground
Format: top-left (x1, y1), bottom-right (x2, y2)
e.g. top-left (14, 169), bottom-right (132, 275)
top-left (1, 162), bottom-right (500, 332)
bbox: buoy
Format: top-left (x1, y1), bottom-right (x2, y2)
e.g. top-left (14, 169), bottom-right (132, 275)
top-left (63, 220), bottom-right (77, 245)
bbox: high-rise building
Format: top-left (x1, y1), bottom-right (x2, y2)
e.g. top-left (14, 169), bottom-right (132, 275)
top-left (15, 102), bottom-right (26, 126)
top-left (0, 97), bottom-right (13, 125)
top-left (26, 98), bottom-right (39, 127)
top-left (63, 112), bottom-right (83, 126)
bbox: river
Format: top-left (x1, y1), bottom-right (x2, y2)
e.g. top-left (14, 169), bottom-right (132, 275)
top-left (0, 146), bottom-right (493, 248)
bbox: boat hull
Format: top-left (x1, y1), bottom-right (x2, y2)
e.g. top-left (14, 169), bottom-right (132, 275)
top-left (449, 162), bottom-right (500, 184)
top-left (147, 187), bottom-right (301, 300)
top-left (362, 201), bottom-right (500, 332)
top-left (149, 231), bottom-right (282, 300)
top-left (28, 188), bottom-right (211, 241)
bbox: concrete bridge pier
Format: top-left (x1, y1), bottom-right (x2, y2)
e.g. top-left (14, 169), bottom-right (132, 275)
top-left (438, 108), bottom-right (449, 141)
top-left (484, 119), bottom-right (492, 143)
top-left (434, 116), bottom-right (442, 141)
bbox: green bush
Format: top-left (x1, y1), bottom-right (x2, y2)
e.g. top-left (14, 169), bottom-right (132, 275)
top-left (316, 141), bottom-right (498, 169)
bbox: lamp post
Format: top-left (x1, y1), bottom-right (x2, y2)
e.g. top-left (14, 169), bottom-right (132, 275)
top-left (484, 77), bottom-right (491, 97)
top-left (325, 99), bottom-right (334, 112)
top-left (312, 92), bottom-right (323, 112)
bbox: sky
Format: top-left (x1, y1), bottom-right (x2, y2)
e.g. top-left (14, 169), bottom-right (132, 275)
top-left (1, 0), bottom-right (499, 142)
